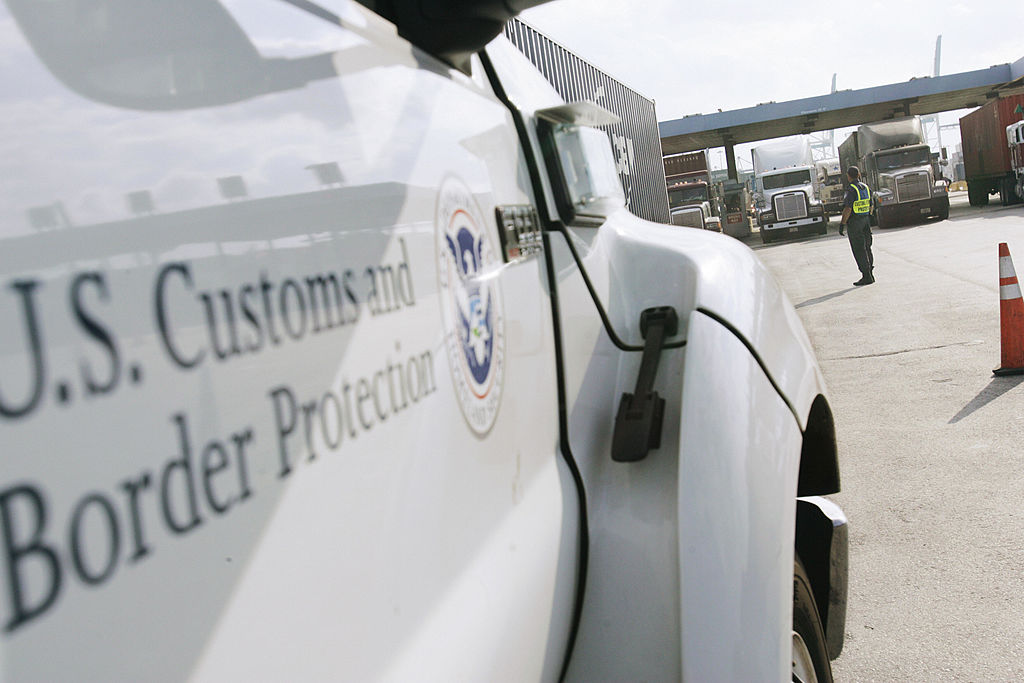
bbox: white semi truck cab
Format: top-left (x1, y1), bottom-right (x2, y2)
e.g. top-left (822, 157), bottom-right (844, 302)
top-left (752, 139), bottom-right (828, 244)
top-left (0, 1), bottom-right (847, 681)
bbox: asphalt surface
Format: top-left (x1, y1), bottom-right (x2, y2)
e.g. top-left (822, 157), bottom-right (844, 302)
top-left (752, 191), bottom-right (1024, 681)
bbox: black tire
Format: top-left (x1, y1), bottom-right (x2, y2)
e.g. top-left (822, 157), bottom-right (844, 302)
top-left (1002, 177), bottom-right (1021, 206)
top-left (761, 229), bottom-right (772, 245)
top-left (793, 556), bottom-right (833, 683)
top-left (968, 181), bottom-right (990, 207)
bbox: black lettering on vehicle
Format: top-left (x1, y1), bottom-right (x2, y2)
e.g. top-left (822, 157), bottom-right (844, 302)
top-left (69, 493), bottom-right (120, 586)
top-left (0, 280), bottom-right (46, 419)
top-left (71, 273), bottom-right (121, 396)
top-left (0, 484), bottom-right (61, 633)
top-left (155, 263), bottom-right (205, 369)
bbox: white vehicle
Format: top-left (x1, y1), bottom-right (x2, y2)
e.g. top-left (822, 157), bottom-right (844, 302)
top-left (752, 138), bottom-right (828, 244)
top-left (816, 158), bottom-right (847, 216)
top-left (0, 1), bottom-right (847, 681)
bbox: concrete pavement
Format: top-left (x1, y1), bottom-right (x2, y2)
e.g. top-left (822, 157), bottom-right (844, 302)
top-left (754, 192), bottom-right (1024, 680)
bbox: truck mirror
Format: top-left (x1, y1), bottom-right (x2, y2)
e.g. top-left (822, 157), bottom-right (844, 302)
top-left (537, 103), bottom-right (624, 224)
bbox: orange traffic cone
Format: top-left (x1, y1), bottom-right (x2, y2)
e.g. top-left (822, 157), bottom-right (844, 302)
top-left (994, 242), bottom-right (1024, 376)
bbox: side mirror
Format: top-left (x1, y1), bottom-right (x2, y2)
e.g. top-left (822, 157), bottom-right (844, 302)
top-left (537, 102), bottom-right (625, 224)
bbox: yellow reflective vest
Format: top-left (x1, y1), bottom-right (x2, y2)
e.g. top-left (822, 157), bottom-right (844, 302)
top-left (851, 182), bottom-right (871, 214)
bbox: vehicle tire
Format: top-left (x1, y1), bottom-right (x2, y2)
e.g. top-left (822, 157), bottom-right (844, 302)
top-left (875, 208), bottom-right (890, 229)
top-left (1002, 177), bottom-right (1020, 206)
top-left (761, 229), bottom-right (772, 244)
top-left (793, 556), bottom-right (833, 683)
top-left (937, 204), bottom-right (949, 221)
top-left (968, 181), bottom-right (989, 207)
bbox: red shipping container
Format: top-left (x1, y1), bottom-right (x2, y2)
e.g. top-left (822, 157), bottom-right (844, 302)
top-left (960, 94), bottom-right (1024, 180)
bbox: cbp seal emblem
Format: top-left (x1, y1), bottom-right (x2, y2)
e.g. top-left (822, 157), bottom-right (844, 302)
top-left (436, 177), bottom-right (505, 435)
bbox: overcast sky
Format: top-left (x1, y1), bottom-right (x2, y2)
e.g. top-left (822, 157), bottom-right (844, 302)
top-left (521, 0), bottom-right (1024, 168)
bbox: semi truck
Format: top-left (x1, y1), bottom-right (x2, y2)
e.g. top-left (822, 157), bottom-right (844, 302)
top-left (816, 158), bottom-right (847, 216)
top-left (717, 179), bottom-right (753, 239)
top-left (0, 1), bottom-right (847, 681)
top-left (751, 138), bottom-right (827, 244)
top-left (663, 150), bottom-right (721, 231)
top-left (959, 93), bottom-right (1024, 206)
top-left (838, 116), bottom-right (949, 228)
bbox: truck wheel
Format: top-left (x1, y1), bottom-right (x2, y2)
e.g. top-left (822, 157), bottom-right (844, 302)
top-left (1002, 177), bottom-right (1020, 206)
top-left (761, 229), bottom-right (772, 244)
top-left (793, 556), bottom-right (833, 683)
top-left (968, 181), bottom-right (989, 207)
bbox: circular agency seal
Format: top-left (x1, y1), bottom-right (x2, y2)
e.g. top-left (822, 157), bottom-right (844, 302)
top-left (435, 177), bottom-right (506, 436)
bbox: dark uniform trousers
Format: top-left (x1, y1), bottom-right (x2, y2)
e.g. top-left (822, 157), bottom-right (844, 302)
top-left (847, 213), bottom-right (873, 278)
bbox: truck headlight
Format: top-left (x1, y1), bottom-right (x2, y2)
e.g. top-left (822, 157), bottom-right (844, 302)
top-left (876, 189), bottom-right (896, 205)
top-left (760, 211), bottom-right (775, 223)
top-left (933, 180), bottom-right (948, 194)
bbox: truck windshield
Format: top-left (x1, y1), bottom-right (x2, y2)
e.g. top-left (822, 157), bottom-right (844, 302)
top-left (876, 147), bottom-right (931, 170)
top-left (762, 169), bottom-right (811, 190)
top-left (669, 185), bottom-right (708, 204)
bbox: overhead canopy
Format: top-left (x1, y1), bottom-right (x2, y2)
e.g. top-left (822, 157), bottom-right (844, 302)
top-left (659, 57), bottom-right (1024, 155)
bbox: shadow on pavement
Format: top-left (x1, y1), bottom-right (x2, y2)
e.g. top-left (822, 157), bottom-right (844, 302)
top-left (795, 287), bottom-right (856, 309)
top-left (949, 374), bottom-right (1024, 424)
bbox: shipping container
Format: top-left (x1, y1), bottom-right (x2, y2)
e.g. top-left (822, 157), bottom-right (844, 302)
top-left (664, 151), bottom-right (709, 180)
top-left (505, 19), bottom-right (670, 223)
top-left (959, 93), bottom-right (1024, 206)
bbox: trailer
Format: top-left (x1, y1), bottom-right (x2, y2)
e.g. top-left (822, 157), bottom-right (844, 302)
top-left (959, 94), bottom-right (1024, 206)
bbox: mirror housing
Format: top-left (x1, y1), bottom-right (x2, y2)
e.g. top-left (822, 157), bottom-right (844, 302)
top-left (358, 0), bottom-right (554, 72)
top-left (536, 102), bottom-right (625, 224)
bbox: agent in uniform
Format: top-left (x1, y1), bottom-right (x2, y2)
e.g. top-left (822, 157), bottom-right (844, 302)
top-left (839, 165), bottom-right (874, 286)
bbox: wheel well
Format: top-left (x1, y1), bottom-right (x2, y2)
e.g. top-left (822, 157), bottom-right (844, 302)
top-left (797, 394), bottom-right (839, 497)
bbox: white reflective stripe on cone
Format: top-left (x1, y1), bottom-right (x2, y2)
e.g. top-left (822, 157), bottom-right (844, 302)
top-left (1000, 256), bottom-right (1018, 280)
top-left (1001, 283), bottom-right (1023, 300)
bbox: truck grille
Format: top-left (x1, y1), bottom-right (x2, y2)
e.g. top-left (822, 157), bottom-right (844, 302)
top-left (671, 207), bottom-right (704, 229)
top-left (774, 193), bottom-right (808, 220)
top-left (896, 173), bottom-right (930, 202)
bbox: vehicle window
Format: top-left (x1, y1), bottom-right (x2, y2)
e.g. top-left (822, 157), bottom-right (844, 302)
top-left (876, 147), bottom-right (930, 170)
top-left (762, 169), bottom-right (810, 190)
top-left (668, 185), bottom-right (708, 205)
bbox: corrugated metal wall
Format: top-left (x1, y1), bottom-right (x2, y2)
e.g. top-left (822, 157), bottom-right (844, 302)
top-left (504, 18), bottom-right (670, 224)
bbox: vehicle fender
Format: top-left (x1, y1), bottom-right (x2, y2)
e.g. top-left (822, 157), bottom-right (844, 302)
top-left (555, 214), bottom-right (833, 680)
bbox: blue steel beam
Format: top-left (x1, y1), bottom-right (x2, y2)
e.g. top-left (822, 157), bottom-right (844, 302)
top-left (660, 60), bottom-right (1024, 155)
